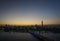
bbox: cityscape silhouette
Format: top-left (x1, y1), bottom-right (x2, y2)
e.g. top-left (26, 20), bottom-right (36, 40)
top-left (0, 0), bottom-right (60, 41)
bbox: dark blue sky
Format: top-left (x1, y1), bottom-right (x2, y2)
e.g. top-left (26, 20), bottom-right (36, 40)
top-left (0, 0), bottom-right (60, 25)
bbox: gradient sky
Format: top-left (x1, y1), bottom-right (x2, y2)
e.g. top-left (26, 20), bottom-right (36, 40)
top-left (0, 0), bottom-right (60, 25)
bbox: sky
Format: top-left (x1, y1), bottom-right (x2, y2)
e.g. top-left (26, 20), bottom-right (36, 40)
top-left (0, 0), bottom-right (60, 25)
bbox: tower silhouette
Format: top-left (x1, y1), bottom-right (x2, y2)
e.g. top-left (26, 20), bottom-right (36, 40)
top-left (41, 20), bottom-right (43, 27)
top-left (41, 16), bottom-right (44, 27)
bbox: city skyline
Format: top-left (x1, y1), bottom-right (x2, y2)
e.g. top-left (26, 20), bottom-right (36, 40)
top-left (0, 0), bottom-right (60, 25)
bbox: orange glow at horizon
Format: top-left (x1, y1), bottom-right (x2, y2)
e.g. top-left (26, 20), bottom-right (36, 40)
top-left (0, 20), bottom-right (60, 25)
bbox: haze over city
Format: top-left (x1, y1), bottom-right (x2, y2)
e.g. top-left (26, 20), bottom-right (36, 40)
top-left (0, 0), bottom-right (60, 25)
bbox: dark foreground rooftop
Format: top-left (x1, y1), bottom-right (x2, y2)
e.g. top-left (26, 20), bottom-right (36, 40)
top-left (0, 32), bottom-right (40, 41)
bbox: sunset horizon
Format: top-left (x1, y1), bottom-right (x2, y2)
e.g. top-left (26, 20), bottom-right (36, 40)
top-left (0, 0), bottom-right (60, 26)
top-left (0, 21), bottom-right (60, 26)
